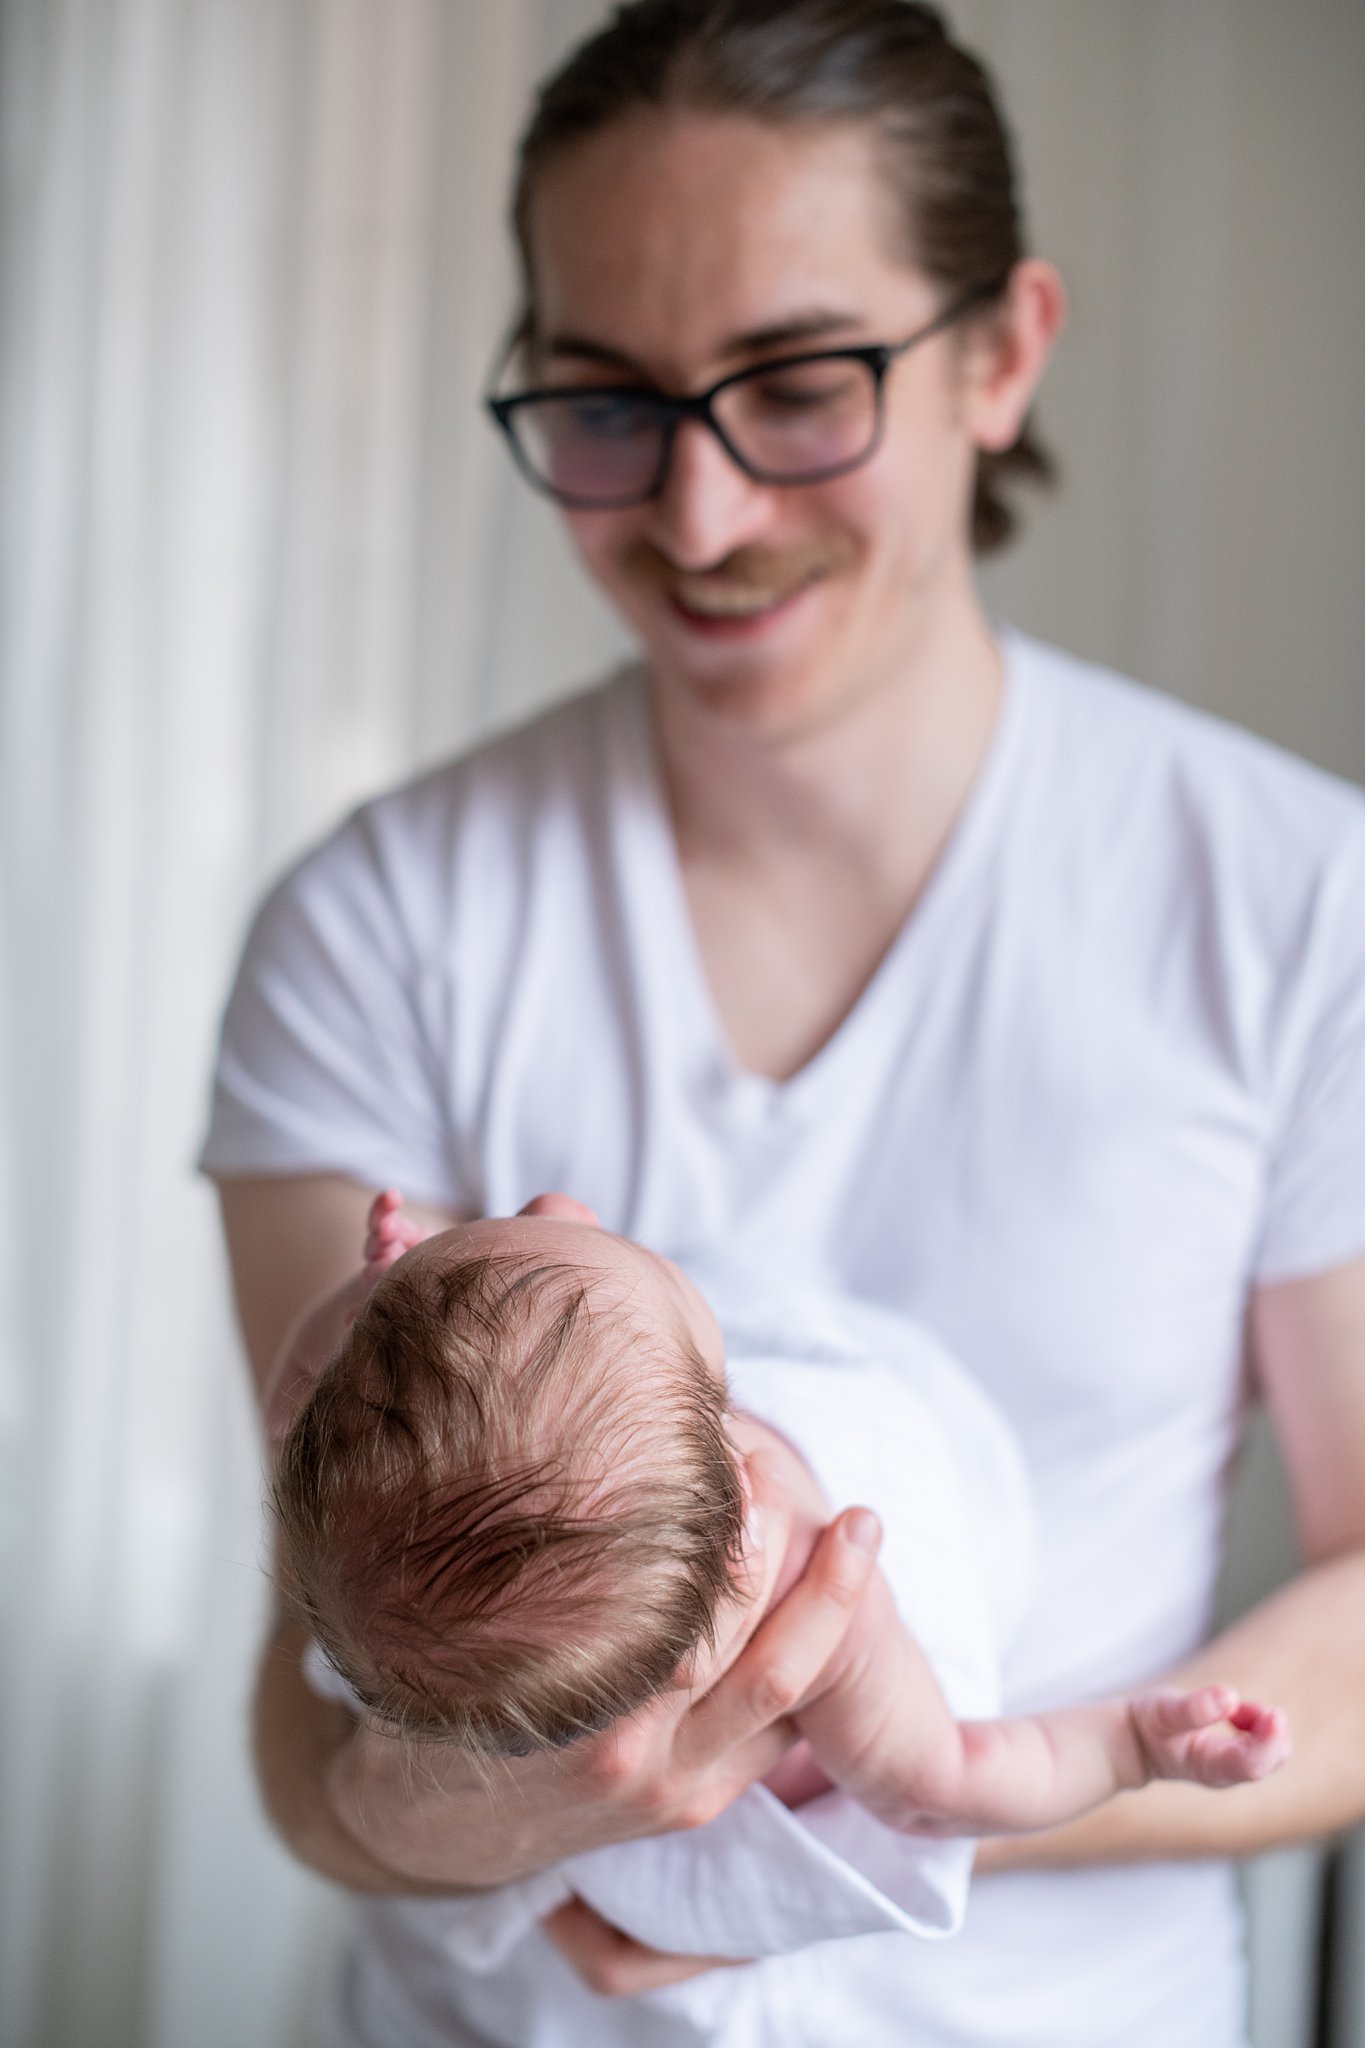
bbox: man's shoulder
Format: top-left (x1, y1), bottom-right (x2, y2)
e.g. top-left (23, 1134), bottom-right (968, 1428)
top-left (1013, 632), bottom-right (1365, 877)
top-left (270, 665), bottom-right (644, 912)
top-left (363, 664), bottom-right (643, 841)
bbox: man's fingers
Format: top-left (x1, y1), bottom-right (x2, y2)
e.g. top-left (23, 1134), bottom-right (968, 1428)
top-left (575, 1693), bottom-right (683, 1801)
top-left (542, 1898), bottom-right (742, 1997)
top-left (562, 1495), bottom-right (882, 1838)
top-left (678, 1506), bottom-right (880, 1771)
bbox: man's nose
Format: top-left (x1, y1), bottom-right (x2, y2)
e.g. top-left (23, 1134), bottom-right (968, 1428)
top-left (646, 417), bottom-right (774, 570)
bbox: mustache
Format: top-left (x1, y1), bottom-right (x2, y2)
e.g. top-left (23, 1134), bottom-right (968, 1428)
top-left (621, 535), bottom-right (858, 595)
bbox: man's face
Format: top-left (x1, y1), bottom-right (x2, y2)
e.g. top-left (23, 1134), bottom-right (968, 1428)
top-left (524, 111), bottom-right (989, 738)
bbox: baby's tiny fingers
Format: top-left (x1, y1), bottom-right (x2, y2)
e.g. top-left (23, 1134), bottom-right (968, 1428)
top-left (1187, 1710), bottom-right (1291, 1786)
top-left (1184, 1683), bottom-right (1240, 1727)
top-left (1234, 1704), bottom-right (1292, 1769)
top-left (1137, 1685), bottom-right (1237, 1736)
top-left (1229, 1699), bottom-right (1280, 1737)
top-left (1179, 1727), bottom-right (1249, 1786)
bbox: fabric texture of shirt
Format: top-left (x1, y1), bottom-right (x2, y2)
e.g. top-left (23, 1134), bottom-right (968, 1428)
top-left (203, 632), bottom-right (1365, 2047)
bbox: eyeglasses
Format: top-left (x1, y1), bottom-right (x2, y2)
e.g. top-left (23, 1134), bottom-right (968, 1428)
top-left (486, 279), bottom-right (1006, 510)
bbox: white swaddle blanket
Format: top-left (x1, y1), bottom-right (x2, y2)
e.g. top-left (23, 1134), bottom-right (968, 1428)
top-left (304, 1261), bottom-right (1036, 1976)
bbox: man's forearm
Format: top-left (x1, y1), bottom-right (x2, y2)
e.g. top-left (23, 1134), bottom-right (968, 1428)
top-left (978, 1549), bottom-right (1365, 1874)
top-left (255, 1613), bottom-right (585, 1892)
top-left (263, 1274), bottom-right (368, 1441)
top-left (254, 1616), bottom-right (471, 1896)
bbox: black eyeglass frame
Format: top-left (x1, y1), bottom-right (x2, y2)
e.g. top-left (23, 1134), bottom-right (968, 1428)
top-left (486, 277), bottom-right (1008, 509)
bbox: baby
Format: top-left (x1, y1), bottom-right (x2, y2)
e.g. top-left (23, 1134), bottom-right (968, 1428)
top-left (269, 1191), bottom-right (1290, 1849)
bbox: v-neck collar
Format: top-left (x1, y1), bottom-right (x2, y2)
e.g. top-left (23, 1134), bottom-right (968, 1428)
top-left (606, 631), bottom-right (1031, 1121)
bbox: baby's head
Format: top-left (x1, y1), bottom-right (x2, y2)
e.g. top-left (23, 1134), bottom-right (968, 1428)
top-left (272, 1216), bottom-right (747, 1757)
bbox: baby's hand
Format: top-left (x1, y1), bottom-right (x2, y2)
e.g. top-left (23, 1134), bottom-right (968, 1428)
top-left (359, 1190), bottom-right (432, 1293)
top-left (1130, 1686), bottom-right (1291, 1789)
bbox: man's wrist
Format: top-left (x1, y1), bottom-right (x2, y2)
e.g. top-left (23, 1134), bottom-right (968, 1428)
top-left (325, 1727), bottom-right (566, 1891)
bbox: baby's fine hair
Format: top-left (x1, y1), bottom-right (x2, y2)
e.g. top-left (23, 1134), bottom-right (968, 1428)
top-left (272, 1247), bottom-right (745, 1757)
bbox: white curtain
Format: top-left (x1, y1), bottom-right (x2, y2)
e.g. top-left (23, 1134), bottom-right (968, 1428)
top-left (2, 4), bottom-right (1362, 2046)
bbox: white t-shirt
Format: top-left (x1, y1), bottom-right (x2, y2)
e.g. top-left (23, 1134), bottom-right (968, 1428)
top-left (204, 632), bottom-right (1365, 2047)
top-left (301, 1264), bottom-right (1037, 2009)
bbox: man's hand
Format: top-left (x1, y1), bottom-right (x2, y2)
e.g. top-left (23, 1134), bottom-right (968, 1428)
top-left (327, 1500), bottom-right (881, 1887)
top-left (541, 1898), bottom-right (748, 1997)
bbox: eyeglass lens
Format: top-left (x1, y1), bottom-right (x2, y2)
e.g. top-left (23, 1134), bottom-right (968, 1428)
top-left (511, 355), bottom-right (880, 504)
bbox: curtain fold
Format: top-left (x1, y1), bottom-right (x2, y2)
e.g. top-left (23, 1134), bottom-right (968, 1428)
top-left (0, 5), bottom-right (569, 2044)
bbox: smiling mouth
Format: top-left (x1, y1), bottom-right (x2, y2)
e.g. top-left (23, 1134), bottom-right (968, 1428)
top-left (669, 575), bottom-right (815, 619)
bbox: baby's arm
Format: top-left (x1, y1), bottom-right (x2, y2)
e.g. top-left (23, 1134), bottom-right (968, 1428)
top-left (263, 1190), bottom-right (429, 1441)
top-left (794, 1578), bottom-right (1290, 1836)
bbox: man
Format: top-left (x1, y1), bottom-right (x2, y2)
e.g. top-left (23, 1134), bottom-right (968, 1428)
top-left (210, 3), bottom-right (1365, 2040)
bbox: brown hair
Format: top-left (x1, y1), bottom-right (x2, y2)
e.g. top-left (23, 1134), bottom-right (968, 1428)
top-left (272, 1250), bottom-right (745, 1756)
top-left (511, 0), bottom-right (1055, 552)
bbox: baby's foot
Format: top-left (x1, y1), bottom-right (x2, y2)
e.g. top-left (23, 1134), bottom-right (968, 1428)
top-left (1131, 1685), bottom-right (1291, 1789)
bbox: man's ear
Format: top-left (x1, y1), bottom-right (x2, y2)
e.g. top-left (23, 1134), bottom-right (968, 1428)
top-left (963, 256), bottom-right (1067, 454)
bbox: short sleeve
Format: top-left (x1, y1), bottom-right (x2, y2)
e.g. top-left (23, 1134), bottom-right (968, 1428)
top-left (199, 811), bottom-right (466, 1209)
top-left (1254, 821), bottom-right (1365, 1284)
